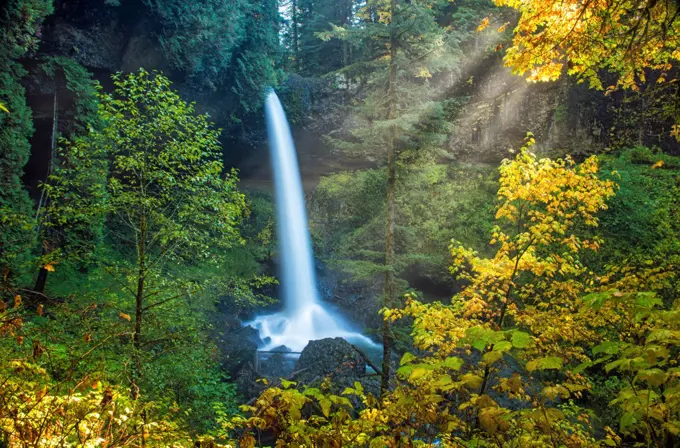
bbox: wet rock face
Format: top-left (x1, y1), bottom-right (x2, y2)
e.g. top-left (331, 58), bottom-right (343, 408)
top-left (317, 265), bottom-right (383, 332)
top-left (259, 352), bottom-right (296, 378)
top-left (295, 337), bottom-right (366, 383)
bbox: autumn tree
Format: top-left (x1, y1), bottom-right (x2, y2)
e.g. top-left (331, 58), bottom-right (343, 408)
top-left (495, 0), bottom-right (680, 135)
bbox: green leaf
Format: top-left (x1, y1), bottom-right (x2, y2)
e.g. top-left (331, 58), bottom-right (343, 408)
top-left (319, 398), bottom-right (331, 418)
top-left (526, 356), bottom-right (563, 372)
top-left (605, 359), bottom-right (624, 373)
top-left (634, 292), bottom-right (662, 310)
top-left (280, 379), bottom-right (297, 389)
top-left (511, 331), bottom-right (532, 349)
top-left (573, 361), bottom-right (593, 374)
top-left (461, 373), bottom-right (483, 390)
top-left (400, 352), bottom-right (417, 365)
top-left (647, 329), bottom-right (675, 343)
top-left (432, 374), bottom-right (453, 389)
top-left (637, 368), bottom-right (668, 387)
top-left (620, 412), bottom-right (637, 430)
top-left (442, 357), bottom-right (464, 371)
top-left (482, 350), bottom-right (503, 364)
top-left (494, 340), bottom-right (513, 352)
top-left (409, 367), bottom-right (428, 381)
top-left (593, 341), bottom-right (621, 355)
top-left (471, 339), bottom-right (487, 352)
top-left (584, 292), bottom-right (609, 310)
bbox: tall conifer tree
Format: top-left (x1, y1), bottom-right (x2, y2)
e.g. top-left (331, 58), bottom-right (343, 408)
top-left (323, 0), bottom-right (494, 392)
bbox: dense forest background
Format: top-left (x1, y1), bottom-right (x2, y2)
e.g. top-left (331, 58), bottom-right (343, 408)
top-left (1, 0), bottom-right (680, 446)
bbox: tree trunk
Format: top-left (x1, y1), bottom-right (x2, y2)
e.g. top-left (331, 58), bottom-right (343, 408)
top-left (132, 213), bottom-right (147, 447)
top-left (33, 92), bottom-right (58, 294)
top-left (341, 0), bottom-right (352, 67)
top-left (34, 268), bottom-right (48, 294)
top-left (381, 0), bottom-right (398, 396)
top-left (292, 0), bottom-right (299, 69)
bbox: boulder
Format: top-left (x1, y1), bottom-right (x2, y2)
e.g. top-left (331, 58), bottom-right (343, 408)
top-left (294, 337), bottom-right (365, 383)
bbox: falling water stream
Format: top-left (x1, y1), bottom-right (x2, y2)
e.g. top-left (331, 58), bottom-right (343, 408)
top-left (248, 90), bottom-right (378, 353)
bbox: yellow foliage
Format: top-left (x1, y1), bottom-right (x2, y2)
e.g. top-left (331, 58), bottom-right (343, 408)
top-left (495, 0), bottom-right (680, 91)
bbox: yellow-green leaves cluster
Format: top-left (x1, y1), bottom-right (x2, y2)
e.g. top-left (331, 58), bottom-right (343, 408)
top-left (495, 0), bottom-right (680, 91)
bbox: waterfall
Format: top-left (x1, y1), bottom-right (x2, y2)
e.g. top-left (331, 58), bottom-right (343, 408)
top-left (248, 91), bottom-right (377, 353)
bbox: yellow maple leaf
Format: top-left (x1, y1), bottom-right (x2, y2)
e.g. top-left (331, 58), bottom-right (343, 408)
top-left (477, 17), bottom-right (490, 32)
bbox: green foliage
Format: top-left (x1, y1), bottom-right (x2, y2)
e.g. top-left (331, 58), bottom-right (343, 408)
top-left (0, 0), bottom-right (54, 282)
top-left (36, 59), bottom-right (102, 275)
top-left (143, 0), bottom-right (247, 85)
top-left (95, 69), bottom-right (246, 259)
top-left (40, 56), bottom-right (100, 132)
top-left (582, 291), bottom-right (680, 445)
top-left (39, 132), bottom-right (108, 270)
top-left (143, 0), bottom-right (280, 116)
top-left (45, 69), bottom-right (249, 433)
top-left (0, 61), bottom-right (36, 283)
top-left (190, 190), bottom-right (277, 313)
top-left (0, 0), bottom-right (54, 60)
top-left (289, 0), bottom-right (356, 75)
top-left (0, 295), bottom-right (208, 447)
top-left (228, 0), bottom-right (282, 114)
top-left (319, 0), bottom-right (480, 151)
top-left (311, 163), bottom-right (497, 290)
top-left (590, 148), bottom-right (680, 301)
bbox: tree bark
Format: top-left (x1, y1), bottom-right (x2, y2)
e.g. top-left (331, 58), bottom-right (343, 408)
top-left (34, 268), bottom-right (48, 294)
top-left (34, 92), bottom-right (58, 294)
top-left (381, 0), bottom-right (398, 396)
top-left (292, 0), bottom-right (299, 69)
top-left (132, 213), bottom-right (147, 447)
top-left (341, 0), bottom-right (352, 67)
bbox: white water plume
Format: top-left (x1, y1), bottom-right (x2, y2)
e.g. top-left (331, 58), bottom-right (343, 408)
top-left (247, 90), bottom-right (378, 353)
